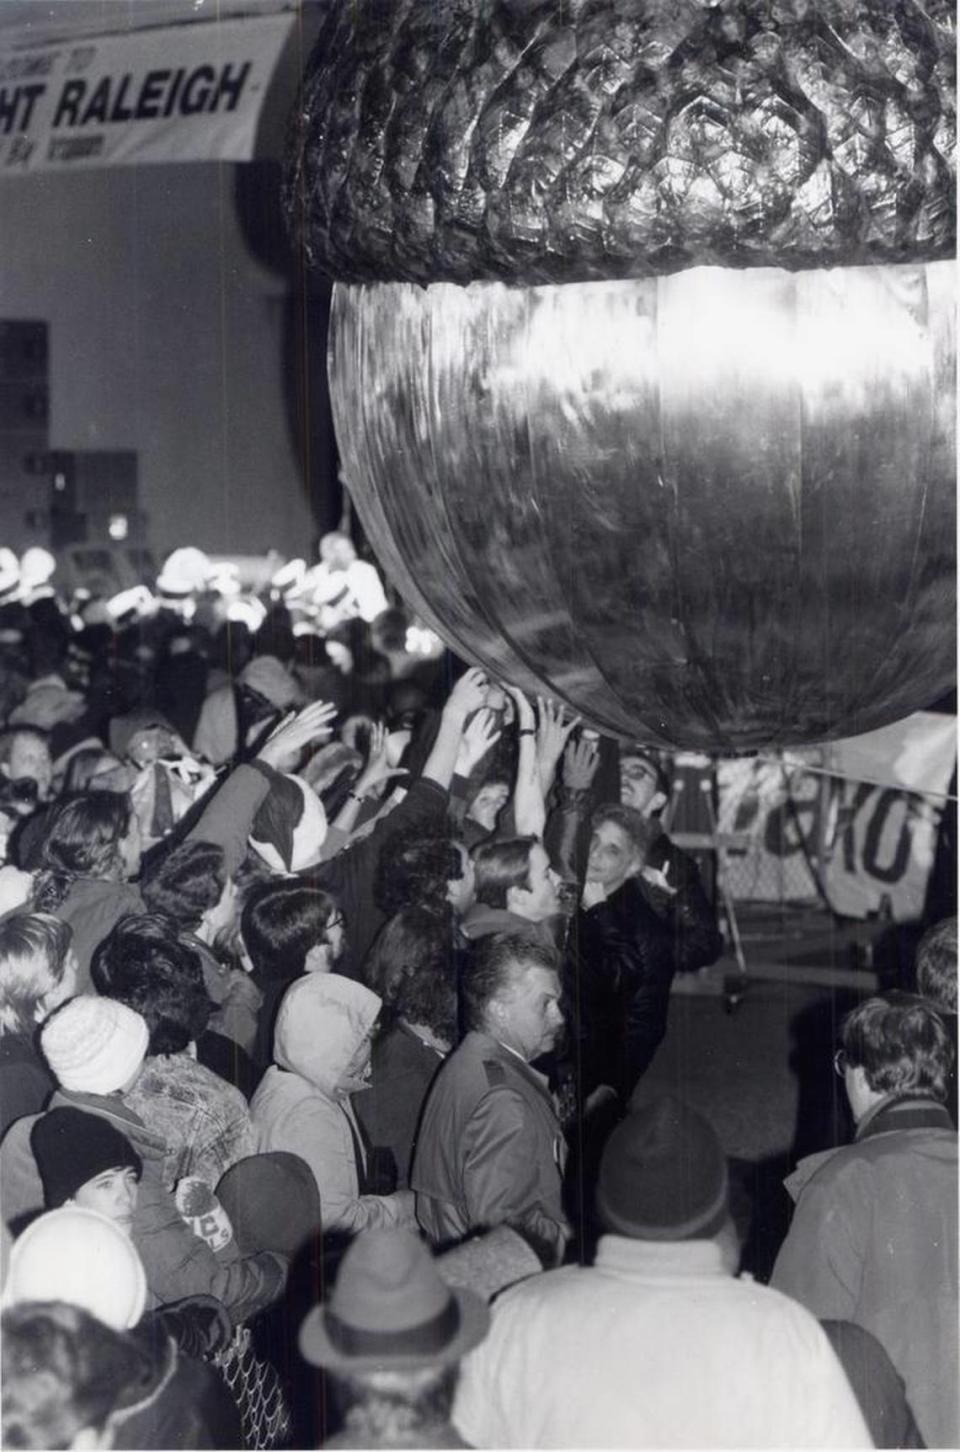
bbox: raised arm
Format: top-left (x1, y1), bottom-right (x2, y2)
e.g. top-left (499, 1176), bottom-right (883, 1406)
top-left (545, 732), bottom-right (600, 882)
top-left (326, 721), bottom-right (407, 844)
top-left (186, 701), bottom-right (336, 872)
top-left (421, 668), bottom-right (490, 791)
top-left (535, 696), bottom-right (580, 801)
top-left (506, 687), bottom-right (546, 839)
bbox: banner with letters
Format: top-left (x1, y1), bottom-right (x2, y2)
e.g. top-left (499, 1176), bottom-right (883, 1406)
top-left (702, 713), bottom-right (957, 920)
top-left (0, 14), bottom-right (292, 173)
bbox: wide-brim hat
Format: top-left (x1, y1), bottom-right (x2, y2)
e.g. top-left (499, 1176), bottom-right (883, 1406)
top-left (299, 1229), bottom-right (489, 1372)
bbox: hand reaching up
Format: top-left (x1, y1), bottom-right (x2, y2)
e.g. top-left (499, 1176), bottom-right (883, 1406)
top-left (505, 684), bottom-right (536, 733)
top-left (456, 706), bottom-right (503, 777)
top-left (445, 667), bottom-right (490, 721)
top-left (257, 701), bottom-right (338, 768)
top-left (353, 721), bottom-right (407, 797)
top-left (536, 697), bottom-right (581, 795)
top-left (563, 734), bottom-right (600, 792)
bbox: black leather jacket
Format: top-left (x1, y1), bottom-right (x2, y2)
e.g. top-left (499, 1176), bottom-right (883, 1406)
top-left (565, 876), bottom-right (675, 1101)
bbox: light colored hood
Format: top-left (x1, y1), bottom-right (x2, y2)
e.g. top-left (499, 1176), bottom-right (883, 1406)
top-left (273, 972), bottom-right (380, 1098)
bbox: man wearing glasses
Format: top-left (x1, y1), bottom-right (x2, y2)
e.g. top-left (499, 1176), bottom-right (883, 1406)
top-left (772, 992), bottom-right (958, 1449)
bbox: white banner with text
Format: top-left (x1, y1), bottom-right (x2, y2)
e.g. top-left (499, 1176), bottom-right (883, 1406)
top-left (0, 14), bottom-right (292, 172)
top-left (706, 714), bottom-right (957, 920)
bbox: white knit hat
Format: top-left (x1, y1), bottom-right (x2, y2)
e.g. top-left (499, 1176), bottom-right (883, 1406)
top-left (3, 1207), bottom-right (147, 1329)
top-left (41, 996), bottom-right (149, 1095)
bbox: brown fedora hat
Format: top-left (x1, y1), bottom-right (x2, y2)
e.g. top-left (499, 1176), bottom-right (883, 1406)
top-left (299, 1229), bottom-right (489, 1372)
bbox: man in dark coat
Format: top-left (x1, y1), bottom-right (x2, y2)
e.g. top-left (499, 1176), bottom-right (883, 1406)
top-left (565, 804), bottom-right (689, 1106)
top-left (619, 748), bottom-right (721, 976)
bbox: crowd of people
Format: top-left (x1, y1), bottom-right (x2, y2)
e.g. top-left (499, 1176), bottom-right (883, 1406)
top-left (0, 536), bottom-right (956, 1450)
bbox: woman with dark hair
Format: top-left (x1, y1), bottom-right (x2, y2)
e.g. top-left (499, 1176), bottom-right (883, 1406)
top-left (141, 839), bottom-right (262, 1071)
top-left (91, 913), bottom-right (257, 1191)
top-left (0, 913), bottom-right (78, 1137)
top-left (241, 877), bottom-right (344, 1068)
top-left (142, 839), bottom-right (234, 938)
top-left (357, 905), bottom-right (460, 1188)
top-left (374, 825), bottom-right (475, 920)
top-left (31, 791), bottom-right (143, 992)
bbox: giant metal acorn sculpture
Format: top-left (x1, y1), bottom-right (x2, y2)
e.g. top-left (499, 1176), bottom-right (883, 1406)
top-left (285, 0), bottom-right (956, 750)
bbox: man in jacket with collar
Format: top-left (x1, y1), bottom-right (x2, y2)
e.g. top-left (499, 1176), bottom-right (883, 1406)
top-left (411, 933), bottom-right (569, 1266)
top-left (772, 992), bottom-right (958, 1449)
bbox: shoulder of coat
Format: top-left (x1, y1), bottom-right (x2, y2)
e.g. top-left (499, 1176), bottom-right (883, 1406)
top-left (482, 1057), bottom-right (508, 1088)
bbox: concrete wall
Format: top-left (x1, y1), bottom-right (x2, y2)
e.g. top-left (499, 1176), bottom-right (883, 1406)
top-left (0, 160), bottom-right (322, 559)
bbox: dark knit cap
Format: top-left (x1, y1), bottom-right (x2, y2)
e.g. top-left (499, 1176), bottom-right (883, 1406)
top-left (31, 1108), bottom-right (142, 1209)
top-left (596, 1095), bottom-right (729, 1241)
top-left (217, 1152), bottom-right (322, 1257)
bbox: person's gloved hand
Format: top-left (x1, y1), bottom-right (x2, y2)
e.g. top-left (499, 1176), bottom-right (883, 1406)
top-left (151, 1294), bottom-right (233, 1360)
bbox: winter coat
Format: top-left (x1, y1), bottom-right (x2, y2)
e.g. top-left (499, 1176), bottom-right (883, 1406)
top-left (820, 1320), bottom-right (923, 1450)
top-left (453, 1236), bottom-right (873, 1450)
top-left (645, 827), bottom-right (722, 974)
top-left (459, 904), bottom-right (557, 949)
top-left (0, 1089), bottom-right (285, 1325)
top-left (771, 1094), bottom-right (958, 1449)
top-left (250, 974), bottom-right (412, 1234)
top-left (412, 1031), bottom-right (569, 1265)
top-left (355, 1022), bottom-right (446, 1189)
top-left (123, 1053), bottom-right (258, 1191)
top-left (57, 876), bottom-right (146, 992)
top-left (110, 1326), bottom-right (243, 1450)
top-left (564, 876), bottom-right (676, 1100)
top-left (0, 1030), bottom-right (55, 1139)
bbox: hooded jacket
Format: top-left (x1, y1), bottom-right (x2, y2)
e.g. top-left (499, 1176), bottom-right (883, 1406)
top-left (250, 973), bottom-right (413, 1234)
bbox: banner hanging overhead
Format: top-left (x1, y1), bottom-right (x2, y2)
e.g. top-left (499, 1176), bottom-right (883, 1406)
top-left (0, 13), bottom-right (292, 172)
